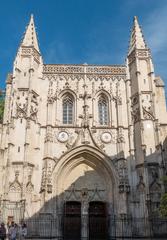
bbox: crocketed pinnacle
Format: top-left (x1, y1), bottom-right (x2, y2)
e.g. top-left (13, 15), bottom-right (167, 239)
top-left (21, 14), bottom-right (40, 52)
top-left (128, 16), bottom-right (147, 55)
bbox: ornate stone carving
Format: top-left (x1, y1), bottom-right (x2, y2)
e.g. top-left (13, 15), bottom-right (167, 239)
top-left (43, 73), bottom-right (125, 84)
top-left (136, 49), bottom-right (151, 59)
top-left (101, 132), bottom-right (112, 143)
top-left (79, 87), bottom-right (92, 129)
top-left (9, 171), bottom-right (22, 192)
top-left (43, 65), bottom-right (84, 74)
top-left (29, 105), bottom-right (38, 121)
top-left (131, 107), bottom-right (140, 123)
top-left (16, 103), bottom-right (27, 119)
top-left (115, 159), bottom-right (130, 193)
top-left (63, 77), bottom-right (71, 89)
top-left (137, 175), bottom-right (145, 191)
top-left (128, 50), bottom-right (136, 64)
top-left (40, 167), bottom-right (46, 192)
top-left (40, 160), bottom-right (53, 194)
top-left (64, 184), bottom-right (105, 202)
top-left (16, 90), bottom-right (39, 121)
top-left (43, 64), bottom-right (126, 75)
top-left (26, 174), bottom-right (34, 193)
top-left (86, 66), bottom-right (126, 75)
top-left (15, 90), bottom-right (28, 119)
top-left (79, 86), bottom-right (93, 144)
top-left (98, 77), bottom-right (106, 90)
top-left (21, 47), bottom-right (40, 63)
top-left (47, 81), bottom-right (54, 104)
top-left (119, 180), bottom-right (130, 193)
top-left (47, 162), bottom-right (52, 193)
top-left (117, 132), bottom-right (125, 143)
top-left (45, 128), bottom-right (53, 143)
top-left (142, 106), bottom-right (154, 120)
top-left (131, 93), bottom-right (139, 107)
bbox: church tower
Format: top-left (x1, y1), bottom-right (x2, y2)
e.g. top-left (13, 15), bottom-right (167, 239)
top-left (0, 15), bottom-right (43, 221)
top-left (0, 15), bottom-right (167, 238)
top-left (127, 16), bottom-right (167, 217)
top-left (128, 16), bottom-right (157, 165)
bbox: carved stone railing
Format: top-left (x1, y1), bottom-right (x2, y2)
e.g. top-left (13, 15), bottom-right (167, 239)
top-left (43, 64), bottom-right (126, 75)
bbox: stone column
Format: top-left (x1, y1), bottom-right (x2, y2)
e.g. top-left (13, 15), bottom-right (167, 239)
top-left (81, 201), bottom-right (89, 240)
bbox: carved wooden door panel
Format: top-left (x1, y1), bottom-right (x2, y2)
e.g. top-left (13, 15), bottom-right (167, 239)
top-left (89, 201), bottom-right (108, 240)
top-left (63, 201), bottom-right (81, 240)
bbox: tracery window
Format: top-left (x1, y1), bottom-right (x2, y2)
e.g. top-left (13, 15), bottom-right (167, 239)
top-left (98, 95), bottom-right (109, 125)
top-left (63, 94), bottom-right (74, 124)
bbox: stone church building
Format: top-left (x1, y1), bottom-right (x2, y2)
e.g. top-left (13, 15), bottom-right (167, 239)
top-left (0, 15), bottom-right (167, 238)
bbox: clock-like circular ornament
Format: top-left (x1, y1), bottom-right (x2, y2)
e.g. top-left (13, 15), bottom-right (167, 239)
top-left (57, 131), bottom-right (69, 143)
top-left (101, 132), bottom-right (112, 143)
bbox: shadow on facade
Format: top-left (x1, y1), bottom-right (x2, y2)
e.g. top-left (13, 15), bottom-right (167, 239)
top-left (1, 145), bottom-right (167, 239)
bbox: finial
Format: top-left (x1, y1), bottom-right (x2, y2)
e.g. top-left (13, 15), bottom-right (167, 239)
top-left (134, 16), bottom-right (138, 21)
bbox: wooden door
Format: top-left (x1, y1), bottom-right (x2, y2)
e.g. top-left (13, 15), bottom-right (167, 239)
top-left (89, 201), bottom-right (108, 240)
top-left (63, 201), bottom-right (81, 240)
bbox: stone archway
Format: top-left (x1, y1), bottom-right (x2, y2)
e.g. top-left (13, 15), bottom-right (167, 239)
top-left (53, 146), bottom-right (118, 239)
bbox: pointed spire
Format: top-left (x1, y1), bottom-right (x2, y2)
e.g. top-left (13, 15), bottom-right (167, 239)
top-left (128, 16), bottom-right (147, 55)
top-left (21, 14), bottom-right (40, 52)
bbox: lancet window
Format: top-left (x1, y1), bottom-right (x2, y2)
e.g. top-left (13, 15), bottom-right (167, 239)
top-left (98, 95), bottom-right (109, 125)
top-left (63, 94), bottom-right (74, 124)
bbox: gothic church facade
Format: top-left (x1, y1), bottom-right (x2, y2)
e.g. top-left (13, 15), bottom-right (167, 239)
top-left (0, 15), bottom-right (167, 237)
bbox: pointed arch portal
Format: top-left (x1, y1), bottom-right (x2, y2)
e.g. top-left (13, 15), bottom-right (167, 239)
top-left (53, 145), bottom-right (118, 240)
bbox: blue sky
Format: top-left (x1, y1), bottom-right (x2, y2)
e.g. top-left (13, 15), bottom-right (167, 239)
top-left (0, 0), bottom-right (167, 97)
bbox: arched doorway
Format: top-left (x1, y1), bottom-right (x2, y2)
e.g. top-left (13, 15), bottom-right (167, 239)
top-left (89, 201), bottom-right (108, 240)
top-left (53, 146), bottom-right (118, 239)
top-left (63, 201), bottom-right (81, 240)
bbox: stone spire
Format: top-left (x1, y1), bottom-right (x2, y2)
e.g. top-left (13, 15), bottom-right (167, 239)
top-left (21, 14), bottom-right (40, 53)
top-left (128, 16), bottom-right (147, 55)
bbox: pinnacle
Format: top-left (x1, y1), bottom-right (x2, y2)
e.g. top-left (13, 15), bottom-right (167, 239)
top-left (128, 16), bottom-right (147, 55)
top-left (21, 14), bottom-right (40, 53)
